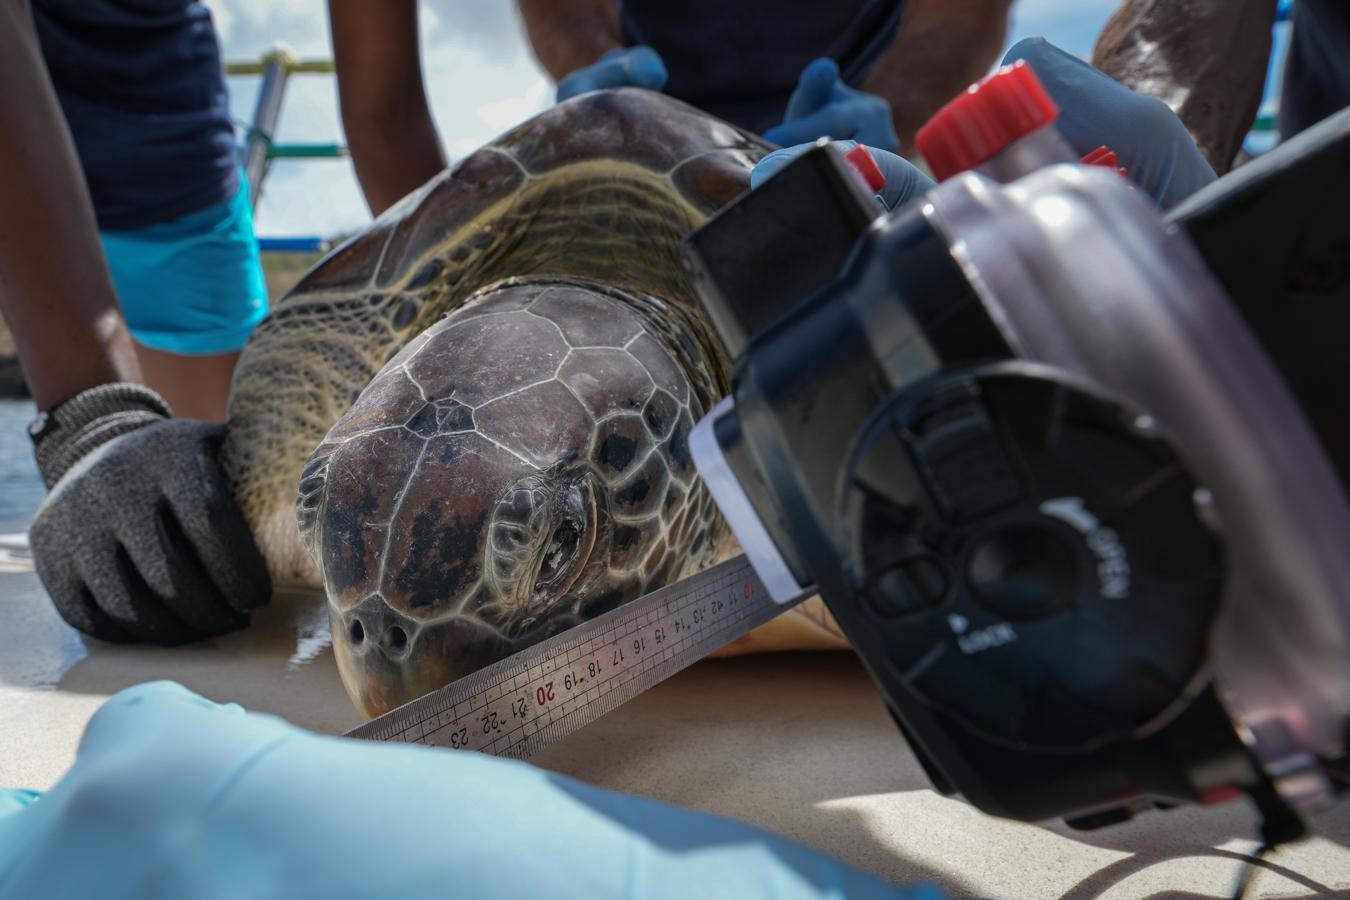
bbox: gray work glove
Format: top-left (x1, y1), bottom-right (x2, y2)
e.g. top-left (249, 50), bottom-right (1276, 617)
top-left (28, 383), bottom-right (270, 645)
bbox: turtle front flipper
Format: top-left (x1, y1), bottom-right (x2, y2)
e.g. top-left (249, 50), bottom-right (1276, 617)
top-left (301, 277), bottom-right (727, 717)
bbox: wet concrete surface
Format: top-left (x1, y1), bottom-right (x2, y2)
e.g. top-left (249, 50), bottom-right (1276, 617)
top-left (1, 400), bottom-right (1348, 897)
top-left (0, 401), bottom-right (42, 533)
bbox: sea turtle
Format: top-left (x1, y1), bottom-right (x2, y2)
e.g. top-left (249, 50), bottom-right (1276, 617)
top-left (221, 89), bottom-right (845, 717)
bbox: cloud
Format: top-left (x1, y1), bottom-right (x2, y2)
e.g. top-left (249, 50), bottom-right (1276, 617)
top-left (208, 0), bottom-right (550, 237)
top-left (422, 0), bottom-right (537, 65)
top-left (1007, 0), bottom-right (1117, 59)
top-left (204, 0), bottom-right (331, 56)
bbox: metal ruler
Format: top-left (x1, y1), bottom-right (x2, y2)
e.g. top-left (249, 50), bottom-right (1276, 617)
top-left (345, 554), bottom-right (804, 758)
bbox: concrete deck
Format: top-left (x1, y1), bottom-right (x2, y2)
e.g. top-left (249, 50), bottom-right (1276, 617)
top-left (2, 532), bottom-right (1348, 898)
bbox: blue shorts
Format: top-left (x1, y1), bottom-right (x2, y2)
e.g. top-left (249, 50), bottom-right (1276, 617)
top-left (100, 171), bottom-right (268, 355)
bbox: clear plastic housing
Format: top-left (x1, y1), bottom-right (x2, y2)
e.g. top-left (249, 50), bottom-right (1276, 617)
top-left (923, 164), bottom-right (1350, 804)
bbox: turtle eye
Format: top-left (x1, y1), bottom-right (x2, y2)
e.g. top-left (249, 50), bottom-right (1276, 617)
top-left (538, 520), bottom-right (583, 584)
top-left (489, 485), bottom-right (547, 600)
top-left (529, 478), bottom-right (597, 606)
top-left (489, 474), bottom-right (597, 610)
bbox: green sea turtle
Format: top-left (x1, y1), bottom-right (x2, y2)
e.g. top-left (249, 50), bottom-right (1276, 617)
top-left (221, 89), bottom-right (845, 717)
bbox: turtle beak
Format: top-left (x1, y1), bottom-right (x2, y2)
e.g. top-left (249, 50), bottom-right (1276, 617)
top-left (333, 593), bottom-right (515, 718)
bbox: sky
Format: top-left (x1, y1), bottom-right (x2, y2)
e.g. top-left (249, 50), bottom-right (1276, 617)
top-left (201, 0), bottom-right (1279, 241)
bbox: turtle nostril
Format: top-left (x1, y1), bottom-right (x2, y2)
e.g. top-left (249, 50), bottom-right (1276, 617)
top-left (385, 625), bottom-right (408, 654)
top-left (349, 619), bottom-right (365, 646)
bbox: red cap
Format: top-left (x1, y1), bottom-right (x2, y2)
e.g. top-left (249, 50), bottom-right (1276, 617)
top-left (1080, 145), bottom-right (1129, 178)
top-left (1080, 145), bottom-right (1119, 168)
top-left (915, 61), bottom-right (1060, 182)
top-left (843, 144), bottom-right (887, 192)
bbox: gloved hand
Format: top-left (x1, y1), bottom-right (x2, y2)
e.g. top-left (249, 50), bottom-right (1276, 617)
top-left (556, 45), bottom-right (668, 102)
top-left (764, 58), bottom-right (900, 152)
top-left (1004, 37), bottom-right (1217, 209)
top-left (28, 384), bottom-right (269, 645)
top-left (752, 140), bottom-right (935, 211)
top-left (0, 681), bottom-right (940, 900)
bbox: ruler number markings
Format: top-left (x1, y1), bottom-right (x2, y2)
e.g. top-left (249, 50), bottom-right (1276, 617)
top-left (349, 558), bottom-right (788, 756)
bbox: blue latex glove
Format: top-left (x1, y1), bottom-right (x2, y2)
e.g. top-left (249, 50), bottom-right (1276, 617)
top-left (752, 140), bottom-right (935, 212)
top-left (0, 682), bottom-right (941, 900)
top-left (556, 45), bottom-right (668, 102)
top-left (764, 58), bottom-right (900, 152)
top-left (1004, 38), bottom-right (1216, 209)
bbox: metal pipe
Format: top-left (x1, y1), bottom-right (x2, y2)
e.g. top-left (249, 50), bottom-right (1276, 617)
top-left (257, 235), bottom-right (331, 254)
top-left (225, 57), bottom-right (334, 76)
top-left (242, 47), bottom-right (296, 207)
top-left (266, 142), bottom-right (348, 159)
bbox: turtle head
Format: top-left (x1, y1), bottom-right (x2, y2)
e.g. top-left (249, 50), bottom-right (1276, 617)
top-left (301, 279), bottom-right (725, 717)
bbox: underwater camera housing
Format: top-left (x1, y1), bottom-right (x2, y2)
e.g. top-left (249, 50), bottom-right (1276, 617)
top-left (681, 109), bottom-right (1350, 835)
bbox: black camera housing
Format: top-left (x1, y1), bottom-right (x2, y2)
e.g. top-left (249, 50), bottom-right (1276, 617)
top-left (681, 124), bottom-right (1350, 827)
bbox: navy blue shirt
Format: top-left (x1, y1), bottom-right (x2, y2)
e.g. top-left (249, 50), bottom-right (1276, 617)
top-left (1280, 0), bottom-right (1350, 139)
top-left (619, 0), bottom-right (905, 134)
top-left (33, 0), bottom-right (239, 231)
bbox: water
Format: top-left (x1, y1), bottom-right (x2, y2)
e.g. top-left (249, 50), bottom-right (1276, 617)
top-left (0, 400), bottom-right (42, 530)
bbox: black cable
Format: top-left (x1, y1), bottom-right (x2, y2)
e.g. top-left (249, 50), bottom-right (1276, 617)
top-left (1229, 841), bottom-right (1276, 900)
top-left (1229, 794), bottom-right (1315, 900)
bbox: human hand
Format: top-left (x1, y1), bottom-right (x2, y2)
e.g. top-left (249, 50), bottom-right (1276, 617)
top-left (29, 394), bottom-right (270, 645)
top-left (752, 140), bottom-right (935, 211)
top-left (555, 45), bottom-right (668, 102)
top-left (764, 58), bottom-right (900, 152)
top-left (1003, 37), bottom-right (1217, 209)
top-left (0, 681), bottom-right (938, 899)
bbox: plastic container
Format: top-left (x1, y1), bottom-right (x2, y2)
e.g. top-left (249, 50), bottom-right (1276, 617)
top-left (916, 61), bottom-right (1075, 182)
top-left (916, 62), bottom-right (1125, 182)
top-left (842, 144), bottom-right (886, 192)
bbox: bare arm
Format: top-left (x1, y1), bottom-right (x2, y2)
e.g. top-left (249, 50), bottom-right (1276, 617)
top-left (0, 0), bottom-right (141, 410)
top-left (1092, 0), bottom-right (1278, 174)
top-left (861, 0), bottom-right (1013, 154)
top-left (328, 0), bottom-right (446, 216)
top-left (517, 0), bottom-right (623, 82)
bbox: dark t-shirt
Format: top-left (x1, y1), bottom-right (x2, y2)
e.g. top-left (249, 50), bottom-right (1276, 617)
top-left (1280, 0), bottom-right (1350, 139)
top-left (618, 0), bottom-right (905, 134)
top-left (33, 0), bottom-right (239, 230)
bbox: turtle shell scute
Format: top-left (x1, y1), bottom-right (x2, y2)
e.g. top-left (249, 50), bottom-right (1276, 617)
top-left (590, 413), bottom-right (655, 484)
top-left (474, 381), bottom-right (595, 469)
top-left (493, 88), bottom-right (766, 178)
top-left (558, 348), bottom-right (654, 420)
top-left (529, 283), bottom-right (648, 348)
top-left (670, 149), bottom-right (761, 215)
top-left (379, 431), bottom-right (535, 617)
top-left (402, 310), bottom-right (570, 407)
top-left (642, 390), bottom-right (680, 442)
top-left (319, 427), bottom-right (425, 611)
top-left (373, 150), bottom-right (528, 290)
top-left (324, 367), bottom-right (429, 444)
top-left (610, 452), bottom-right (671, 522)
